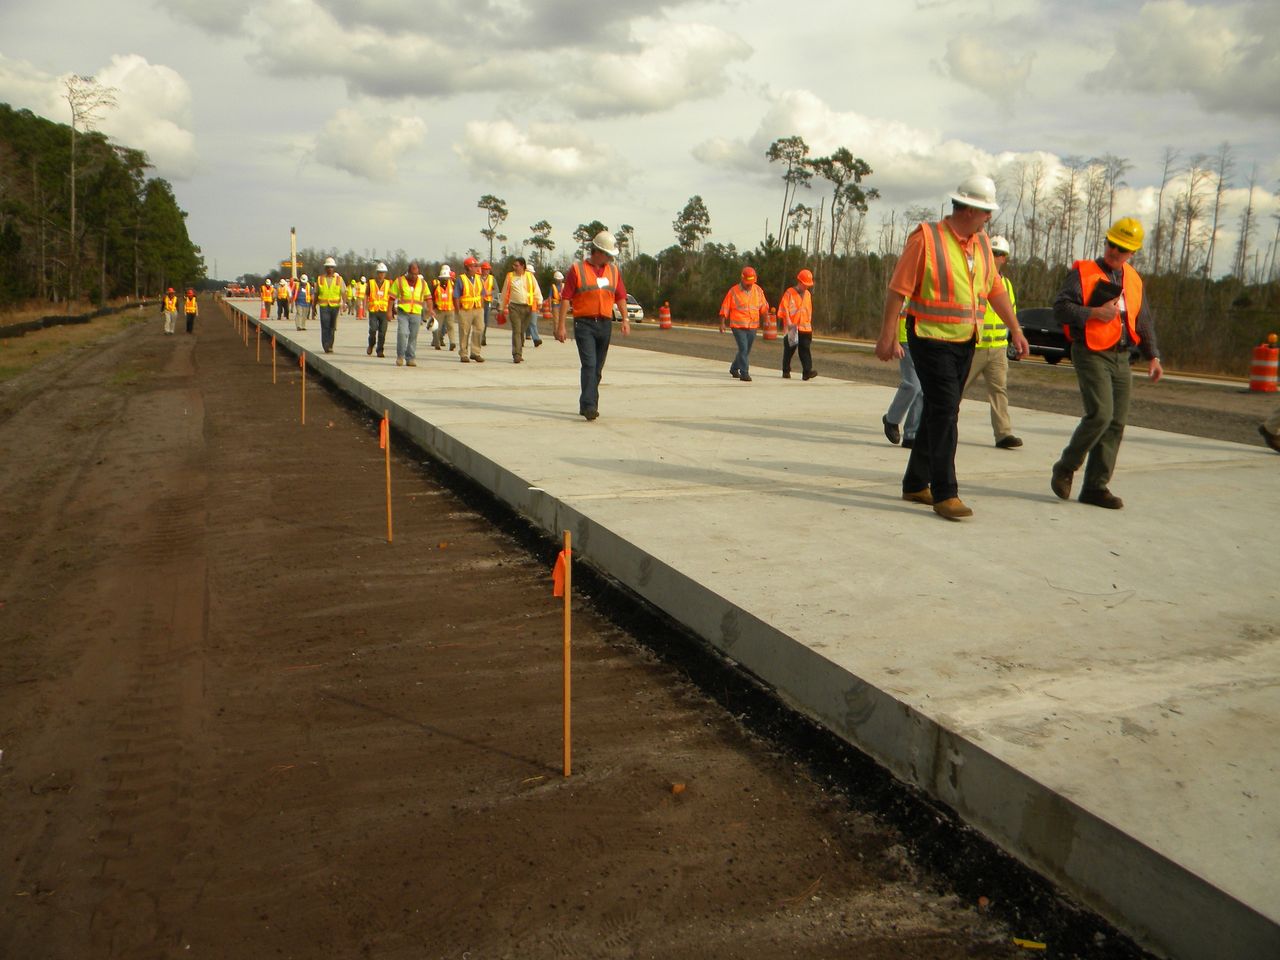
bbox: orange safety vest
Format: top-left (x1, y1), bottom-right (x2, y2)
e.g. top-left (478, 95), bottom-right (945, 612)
top-left (1066, 260), bottom-right (1143, 351)
top-left (393, 275), bottom-right (427, 314)
top-left (183, 296), bottom-right (197, 314)
top-left (260, 284), bottom-right (274, 303)
top-left (367, 278), bottom-right (391, 312)
top-left (720, 283), bottom-right (769, 329)
top-left (776, 286), bottom-right (812, 333)
top-left (459, 274), bottom-right (484, 309)
top-left (550, 282), bottom-right (564, 305)
top-left (906, 221), bottom-right (995, 342)
top-left (163, 294), bottom-right (178, 312)
top-left (482, 274), bottom-right (494, 303)
top-left (570, 261), bottom-right (620, 319)
top-left (432, 278), bottom-right (455, 311)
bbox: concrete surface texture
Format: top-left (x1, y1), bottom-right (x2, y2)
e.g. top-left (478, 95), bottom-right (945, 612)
top-left (230, 301), bottom-right (1279, 960)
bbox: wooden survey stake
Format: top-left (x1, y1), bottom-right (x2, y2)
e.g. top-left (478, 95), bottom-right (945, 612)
top-left (552, 531), bottom-right (573, 776)
top-left (380, 410), bottom-right (392, 543)
top-left (299, 352), bottom-right (306, 424)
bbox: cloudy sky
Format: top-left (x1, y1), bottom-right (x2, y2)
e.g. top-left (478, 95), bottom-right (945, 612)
top-left (2, 0), bottom-right (1277, 280)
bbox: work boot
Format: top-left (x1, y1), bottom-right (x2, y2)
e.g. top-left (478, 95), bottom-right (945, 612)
top-left (1079, 488), bottom-right (1124, 509)
top-left (882, 416), bottom-right (901, 445)
top-left (406, 359), bottom-right (416, 367)
top-left (396, 358), bottom-right (404, 366)
top-left (739, 374), bottom-right (752, 382)
top-left (995, 435), bottom-right (1023, 448)
top-left (366, 345), bottom-right (374, 355)
top-left (782, 370), bottom-right (791, 379)
top-left (902, 488), bottom-right (933, 505)
top-left (1050, 464), bottom-right (1073, 500)
top-left (803, 370), bottom-right (818, 380)
top-left (932, 498), bottom-right (973, 520)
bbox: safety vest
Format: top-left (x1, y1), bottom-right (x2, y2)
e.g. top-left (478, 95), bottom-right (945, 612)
top-left (296, 282), bottom-right (311, 307)
top-left (459, 274), bottom-right (485, 309)
top-left (550, 282), bottom-right (564, 305)
top-left (317, 274), bottom-right (343, 307)
top-left (432, 279), bottom-right (455, 311)
top-left (905, 221), bottom-right (995, 342)
top-left (482, 275), bottom-right (494, 303)
top-left (276, 284), bottom-right (290, 301)
top-left (260, 284), bottom-right (274, 303)
top-left (1067, 260), bottom-right (1143, 351)
top-left (367, 278), bottom-right (390, 312)
top-left (720, 283), bottom-right (768, 329)
top-left (776, 286), bottom-right (812, 333)
top-left (183, 296), bottom-right (197, 314)
top-left (570, 261), bottom-right (619, 318)
top-left (163, 294), bottom-right (177, 312)
top-left (977, 276), bottom-right (1016, 349)
top-left (503, 271), bottom-right (538, 308)
top-left (393, 275), bottom-right (427, 314)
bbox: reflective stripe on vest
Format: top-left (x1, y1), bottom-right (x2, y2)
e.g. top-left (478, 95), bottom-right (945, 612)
top-left (394, 275), bottom-right (426, 314)
top-left (368, 279), bottom-right (391, 312)
top-left (723, 284), bottom-right (767, 328)
top-left (777, 287), bottom-right (812, 333)
top-left (1070, 260), bottom-right (1143, 351)
top-left (317, 275), bottom-right (343, 307)
top-left (571, 261), bottom-right (619, 318)
top-left (433, 279), bottom-right (455, 311)
top-left (977, 275), bottom-right (1016, 349)
top-left (459, 274), bottom-right (484, 309)
top-left (164, 295), bottom-right (177, 312)
top-left (906, 222), bottom-right (994, 342)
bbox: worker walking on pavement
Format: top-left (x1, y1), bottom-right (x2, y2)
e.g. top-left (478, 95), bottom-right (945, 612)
top-left (277, 277), bottom-right (293, 324)
top-left (391, 261), bottom-right (432, 367)
top-left (874, 175), bottom-right (1029, 520)
top-left (555, 230), bottom-right (629, 420)
top-left (456, 257), bottom-right (487, 363)
top-left (1051, 218), bottom-right (1163, 509)
top-left (183, 288), bottom-right (198, 334)
top-left (162, 287), bottom-right (178, 335)
top-left (501, 257), bottom-right (543, 363)
top-left (882, 304), bottom-right (923, 449)
top-left (295, 273), bottom-right (312, 321)
top-left (432, 265), bottom-right (458, 352)
top-left (480, 261), bottom-right (494, 346)
top-left (718, 266), bottom-right (770, 381)
top-left (315, 257), bottom-right (345, 353)
top-left (260, 278), bottom-right (274, 317)
top-left (366, 263), bottom-right (391, 358)
top-left (778, 268), bottom-right (817, 380)
top-left (964, 235), bottom-right (1022, 448)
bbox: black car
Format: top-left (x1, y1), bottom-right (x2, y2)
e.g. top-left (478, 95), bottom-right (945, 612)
top-left (1009, 307), bottom-right (1068, 364)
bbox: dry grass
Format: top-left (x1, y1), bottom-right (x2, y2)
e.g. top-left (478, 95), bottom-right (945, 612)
top-left (0, 304), bottom-right (154, 383)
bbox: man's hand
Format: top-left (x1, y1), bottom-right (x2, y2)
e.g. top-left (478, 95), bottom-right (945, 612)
top-left (1010, 329), bottom-right (1030, 359)
top-left (874, 332), bottom-right (903, 362)
top-left (1148, 358), bottom-right (1163, 384)
top-left (1090, 299), bottom-right (1120, 321)
top-left (718, 319), bottom-right (726, 334)
top-left (621, 318), bottom-right (630, 337)
top-left (555, 323), bottom-right (567, 343)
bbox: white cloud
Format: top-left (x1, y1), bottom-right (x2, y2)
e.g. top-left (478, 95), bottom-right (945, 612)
top-left (313, 107), bottom-right (426, 181)
top-left (453, 120), bottom-right (624, 188)
top-left (1091, 0), bottom-right (1280, 118)
top-left (940, 34), bottom-right (1033, 101)
top-left (157, 0), bottom-right (255, 34)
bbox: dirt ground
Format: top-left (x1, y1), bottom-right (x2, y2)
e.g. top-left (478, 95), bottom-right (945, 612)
top-left (0, 304), bottom-right (1171, 960)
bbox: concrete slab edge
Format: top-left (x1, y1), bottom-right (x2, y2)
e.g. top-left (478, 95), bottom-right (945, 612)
top-left (239, 305), bottom-right (1278, 960)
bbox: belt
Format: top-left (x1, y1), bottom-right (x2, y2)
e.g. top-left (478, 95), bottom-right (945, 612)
top-left (577, 316), bottom-right (610, 321)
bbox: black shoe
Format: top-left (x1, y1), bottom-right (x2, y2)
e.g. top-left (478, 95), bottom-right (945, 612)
top-left (882, 416), bottom-right (901, 445)
top-left (739, 374), bottom-right (752, 382)
top-left (582, 409), bottom-right (599, 421)
top-left (730, 370), bottom-right (740, 379)
top-left (1079, 488), bottom-right (1124, 509)
top-left (782, 370), bottom-right (791, 379)
top-left (901, 437), bottom-right (914, 449)
top-left (995, 435), bottom-right (1023, 449)
top-left (802, 370), bottom-right (818, 380)
top-left (366, 345), bottom-right (374, 355)
top-left (1050, 465), bottom-right (1073, 501)
top-left (377, 351), bottom-right (384, 358)
top-left (535, 340), bottom-right (542, 347)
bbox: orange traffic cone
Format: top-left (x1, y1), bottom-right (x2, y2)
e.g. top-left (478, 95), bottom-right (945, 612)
top-left (761, 307), bottom-right (778, 341)
top-left (658, 302), bottom-right (672, 329)
top-left (1250, 334), bottom-right (1279, 393)
top-left (260, 303), bottom-right (268, 321)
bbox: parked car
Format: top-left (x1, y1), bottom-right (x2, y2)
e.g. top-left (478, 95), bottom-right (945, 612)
top-left (613, 294), bottom-right (644, 322)
top-left (1010, 307), bottom-right (1068, 364)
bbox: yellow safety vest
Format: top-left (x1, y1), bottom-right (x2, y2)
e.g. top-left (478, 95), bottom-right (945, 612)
top-left (977, 276), bottom-right (1016, 349)
top-left (433, 279), bottom-right (455, 311)
top-left (184, 296), bottom-right (197, 314)
top-left (482, 275), bottom-right (494, 303)
top-left (393, 275), bottom-right (426, 314)
top-left (459, 274), bottom-right (484, 309)
top-left (260, 285), bottom-right (274, 303)
top-left (550, 282), bottom-right (563, 305)
top-left (906, 222), bottom-right (995, 342)
top-left (317, 274), bottom-right (343, 307)
top-left (367, 279), bottom-right (391, 312)
top-left (163, 294), bottom-right (177, 312)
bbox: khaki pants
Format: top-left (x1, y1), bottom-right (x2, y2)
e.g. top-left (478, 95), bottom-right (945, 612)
top-left (508, 303), bottom-right (532, 359)
top-left (457, 307), bottom-right (484, 359)
top-left (964, 346), bottom-right (1013, 441)
top-left (433, 310), bottom-right (457, 349)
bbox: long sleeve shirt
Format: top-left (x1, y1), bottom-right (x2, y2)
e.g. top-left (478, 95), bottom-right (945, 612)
top-left (1054, 258), bottom-right (1159, 360)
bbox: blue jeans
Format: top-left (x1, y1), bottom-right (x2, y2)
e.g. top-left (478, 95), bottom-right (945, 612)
top-left (885, 344), bottom-right (924, 441)
top-left (318, 306), bottom-right (339, 351)
top-left (395, 311), bottom-right (422, 361)
top-left (527, 311), bottom-right (542, 344)
top-left (730, 328), bottom-right (755, 376)
top-left (573, 318), bottom-right (612, 413)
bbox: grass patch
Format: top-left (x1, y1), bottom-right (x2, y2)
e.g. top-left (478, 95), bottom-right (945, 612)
top-left (0, 310), bottom-right (151, 384)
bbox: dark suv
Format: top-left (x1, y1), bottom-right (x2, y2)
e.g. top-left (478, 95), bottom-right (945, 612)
top-left (1010, 307), bottom-right (1069, 364)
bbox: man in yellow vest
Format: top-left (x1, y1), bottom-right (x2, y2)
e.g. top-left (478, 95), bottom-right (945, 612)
top-left (391, 261), bottom-right (434, 367)
top-left (366, 263), bottom-right (392, 358)
top-left (717, 266), bottom-right (770, 381)
top-left (778, 268), bottom-right (816, 380)
top-left (964, 235), bottom-right (1021, 448)
top-left (260, 278), bottom-right (274, 317)
top-left (432, 265), bottom-right (458, 351)
top-left (162, 286), bottom-right (178, 335)
top-left (500, 257), bottom-right (543, 363)
top-left (480, 261), bottom-right (495, 346)
top-left (457, 257), bottom-right (487, 362)
top-left (1051, 218), bottom-right (1163, 509)
top-left (875, 176), bottom-right (1028, 520)
top-left (315, 256), bottom-right (346, 353)
top-left (183, 288), bottom-right (198, 334)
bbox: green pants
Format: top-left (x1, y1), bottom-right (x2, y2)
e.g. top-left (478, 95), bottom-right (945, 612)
top-left (1056, 343), bottom-right (1131, 492)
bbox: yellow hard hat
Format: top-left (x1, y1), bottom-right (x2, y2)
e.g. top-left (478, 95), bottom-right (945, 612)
top-left (1106, 217), bottom-right (1144, 252)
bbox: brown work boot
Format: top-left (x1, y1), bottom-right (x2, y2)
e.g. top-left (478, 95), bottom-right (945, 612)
top-left (1050, 465), bottom-right (1073, 500)
top-left (902, 488), bottom-right (933, 505)
top-left (1079, 488), bottom-right (1124, 509)
top-left (932, 498), bottom-right (973, 520)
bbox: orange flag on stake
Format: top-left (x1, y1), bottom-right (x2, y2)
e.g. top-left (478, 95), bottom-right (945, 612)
top-left (299, 353), bottom-right (305, 369)
top-left (552, 549), bottom-right (568, 597)
top-left (379, 416), bottom-right (388, 450)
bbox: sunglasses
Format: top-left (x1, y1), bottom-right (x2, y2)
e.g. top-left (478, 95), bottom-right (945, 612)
top-left (1105, 240), bottom-right (1133, 252)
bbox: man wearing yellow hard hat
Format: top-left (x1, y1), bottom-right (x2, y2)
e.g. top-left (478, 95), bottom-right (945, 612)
top-left (1050, 217), bottom-right (1163, 509)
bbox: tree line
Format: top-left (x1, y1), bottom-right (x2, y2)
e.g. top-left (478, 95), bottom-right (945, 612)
top-left (0, 86), bottom-right (205, 309)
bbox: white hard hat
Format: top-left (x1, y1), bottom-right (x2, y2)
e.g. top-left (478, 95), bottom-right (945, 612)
top-left (360, 276), bottom-right (366, 282)
top-left (591, 230), bottom-right (619, 256)
top-left (375, 262), bottom-right (388, 272)
top-left (300, 273), bottom-right (308, 281)
top-left (950, 175), bottom-right (999, 212)
top-left (438, 265), bottom-right (452, 278)
top-left (324, 256), bottom-right (337, 267)
top-left (553, 270), bottom-right (564, 280)
top-left (989, 235), bottom-right (1010, 255)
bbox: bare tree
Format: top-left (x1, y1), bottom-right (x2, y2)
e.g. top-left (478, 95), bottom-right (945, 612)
top-left (1023, 158), bottom-right (1046, 263)
top-left (1232, 165), bottom-right (1258, 280)
top-left (1151, 148), bottom-right (1179, 275)
top-left (766, 136), bottom-right (811, 249)
top-left (1178, 155), bottom-right (1212, 276)
top-left (64, 74), bottom-right (117, 301)
top-left (1203, 141), bottom-right (1234, 278)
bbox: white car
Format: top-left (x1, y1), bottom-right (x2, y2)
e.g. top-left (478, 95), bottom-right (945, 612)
top-left (624, 294), bottom-right (643, 323)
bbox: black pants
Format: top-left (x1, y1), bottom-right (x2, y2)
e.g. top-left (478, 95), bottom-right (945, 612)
top-left (184, 312), bottom-right (196, 333)
top-left (903, 322), bottom-right (974, 501)
top-left (782, 331), bottom-right (812, 375)
top-left (276, 299), bottom-right (289, 319)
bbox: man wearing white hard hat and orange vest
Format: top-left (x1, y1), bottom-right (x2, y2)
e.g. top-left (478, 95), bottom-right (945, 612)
top-left (555, 230), bottom-right (628, 420)
top-left (316, 257), bottom-right (345, 353)
top-left (432, 265), bottom-right (458, 352)
top-left (964, 235), bottom-right (1021, 448)
top-left (875, 175), bottom-right (1029, 521)
top-left (1051, 217), bottom-right (1163, 509)
top-left (778, 268), bottom-right (817, 380)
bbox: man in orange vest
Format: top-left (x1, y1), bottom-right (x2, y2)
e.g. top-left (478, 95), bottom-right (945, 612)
top-left (480, 261), bottom-right (495, 346)
top-left (431, 265), bottom-right (457, 352)
top-left (1051, 218), bottom-right (1163, 509)
top-left (718, 266), bottom-right (769, 381)
top-left (874, 176), bottom-right (1028, 520)
top-left (162, 287), bottom-right (178, 335)
top-left (555, 230), bottom-right (628, 420)
top-left (457, 256), bottom-right (487, 362)
top-left (778, 268), bottom-right (816, 380)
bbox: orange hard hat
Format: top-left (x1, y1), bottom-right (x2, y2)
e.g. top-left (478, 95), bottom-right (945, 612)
top-left (463, 256), bottom-right (478, 267)
top-left (167, 286), bottom-right (174, 293)
top-left (186, 288), bottom-right (194, 295)
top-left (797, 269), bottom-right (814, 285)
top-left (480, 261), bottom-right (491, 271)
top-left (741, 266), bottom-right (757, 281)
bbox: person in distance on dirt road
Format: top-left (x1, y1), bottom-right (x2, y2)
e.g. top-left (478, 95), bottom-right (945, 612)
top-left (162, 287), bottom-right (178, 335)
top-left (1050, 218), bottom-right (1163, 510)
top-left (183, 288), bottom-right (199, 334)
top-left (874, 175), bottom-right (1029, 521)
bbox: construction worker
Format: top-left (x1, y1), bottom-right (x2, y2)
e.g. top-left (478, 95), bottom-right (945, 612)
top-left (883, 303), bottom-right (923, 449)
top-left (555, 230), bottom-right (628, 420)
top-left (500, 257), bottom-right (543, 363)
top-left (391, 261), bottom-right (433, 367)
top-left (183, 288), bottom-right (198, 334)
top-left (315, 257), bottom-right (345, 353)
top-left (457, 257), bottom-right (487, 363)
top-left (874, 175), bottom-right (1029, 521)
top-left (162, 286), bottom-right (178, 335)
top-left (260, 278), bottom-right (274, 315)
top-left (778, 268), bottom-right (817, 380)
top-left (964, 235), bottom-right (1021, 448)
top-left (480, 261), bottom-right (495, 346)
top-left (366, 264), bottom-right (391, 357)
top-left (718, 266), bottom-right (770, 382)
top-left (276, 276), bottom-right (292, 324)
top-left (1051, 217), bottom-right (1163, 509)
top-left (432, 265), bottom-right (457, 351)
top-left (295, 273), bottom-right (312, 320)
